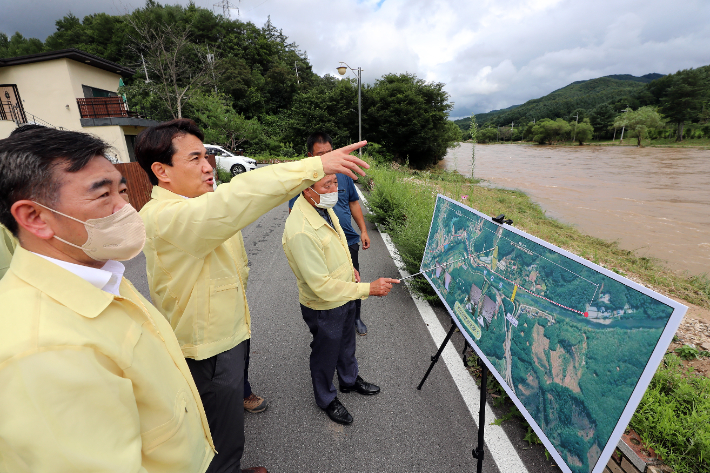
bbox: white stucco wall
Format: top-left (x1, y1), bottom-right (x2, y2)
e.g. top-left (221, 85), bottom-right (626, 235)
top-left (0, 58), bottom-right (148, 162)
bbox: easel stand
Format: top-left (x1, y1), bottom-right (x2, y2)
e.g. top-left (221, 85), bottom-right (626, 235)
top-left (417, 323), bottom-right (488, 472)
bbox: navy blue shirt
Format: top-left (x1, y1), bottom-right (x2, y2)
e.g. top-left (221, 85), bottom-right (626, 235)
top-left (289, 174), bottom-right (361, 246)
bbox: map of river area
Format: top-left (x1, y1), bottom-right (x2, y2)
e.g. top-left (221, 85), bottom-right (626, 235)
top-left (421, 196), bottom-right (680, 473)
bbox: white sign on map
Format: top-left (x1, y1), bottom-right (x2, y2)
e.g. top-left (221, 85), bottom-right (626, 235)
top-left (421, 195), bottom-right (686, 473)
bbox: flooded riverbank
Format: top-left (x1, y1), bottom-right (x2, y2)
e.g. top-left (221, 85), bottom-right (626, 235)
top-left (441, 143), bottom-right (710, 276)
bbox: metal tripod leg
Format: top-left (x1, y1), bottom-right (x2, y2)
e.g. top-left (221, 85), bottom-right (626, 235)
top-left (417, 323), bottom-right (457, 390)
top-left (471, 357), bottom-right (488, 472)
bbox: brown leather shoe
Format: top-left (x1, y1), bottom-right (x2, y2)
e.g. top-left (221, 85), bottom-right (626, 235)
top-left (241, 467), bottom-right (268, 473)
top-left (244, 393), bottom-right (268, 413)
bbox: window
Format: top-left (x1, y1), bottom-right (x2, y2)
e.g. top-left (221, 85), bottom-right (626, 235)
top-left (125, 135), bottom-right (137, 162)
top-left (82, 85), bottom-right (118, 99)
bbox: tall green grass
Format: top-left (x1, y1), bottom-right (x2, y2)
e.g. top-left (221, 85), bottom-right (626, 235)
top-left (630, 354), bottom-right (710, 473)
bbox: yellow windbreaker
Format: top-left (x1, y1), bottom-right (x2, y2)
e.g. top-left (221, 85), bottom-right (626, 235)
top-left (0, 224), bottom-right (17, 279)
top-left (282, 195), bottom-right (370, 310)
top-left (140, 157), bottom-right (325, 360)
top-left (0, 247), bottom-right (214, 473)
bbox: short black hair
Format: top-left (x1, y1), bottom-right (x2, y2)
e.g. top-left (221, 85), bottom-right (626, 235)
top-left (10, 124), bottom-right (46, 136)
top-left (134, 118), bottom-right (205, 185)
top-left (306, 132), bottom-right (333, 155)
top-left (0, 128), bottom-right (109, 235)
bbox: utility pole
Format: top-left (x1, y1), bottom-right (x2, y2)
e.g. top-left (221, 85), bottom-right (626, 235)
top-left (619, 108), bottom-right (630, 144)
top-left (572, 113), bottom-right (579, 143)
top-left (294, 61), bottom-right (300, 85)
top-left (511, 121), bottom-right (514, 142)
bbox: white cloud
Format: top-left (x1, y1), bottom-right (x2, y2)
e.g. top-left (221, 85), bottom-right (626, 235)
top-left (4, 0), bottom-right (710, 118)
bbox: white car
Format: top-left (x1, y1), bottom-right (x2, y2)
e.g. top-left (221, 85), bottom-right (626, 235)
top-left (204, 145), bottom-right (257, 176)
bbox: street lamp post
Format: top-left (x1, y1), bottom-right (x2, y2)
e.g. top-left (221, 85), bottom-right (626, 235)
top-left (337, 62), bottom-right (363, 158)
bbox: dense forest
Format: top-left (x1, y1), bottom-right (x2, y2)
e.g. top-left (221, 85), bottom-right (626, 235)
top-left (0, 1), bottom-right (460, 167)
top-left (456, 69), bottom-right (710, 143)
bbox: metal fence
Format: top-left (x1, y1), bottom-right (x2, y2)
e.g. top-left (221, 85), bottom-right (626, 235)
top-left (77, 97), bottom-right (128, 119)
top-left (0, 84), bottom-right (27, 124)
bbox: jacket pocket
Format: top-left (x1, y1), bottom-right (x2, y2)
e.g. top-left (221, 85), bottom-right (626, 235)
top-left (141, 390), bottom-right (188, 454)
top-left (207, 277), bottom-right (241, 341)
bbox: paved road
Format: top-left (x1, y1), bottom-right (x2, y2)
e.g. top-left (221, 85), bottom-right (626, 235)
top-left (124, 187), bottom-right (556, 473)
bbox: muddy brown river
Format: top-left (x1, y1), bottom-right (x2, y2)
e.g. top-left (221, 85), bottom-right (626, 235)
top-left (440, 143), bottom-right (710, 276)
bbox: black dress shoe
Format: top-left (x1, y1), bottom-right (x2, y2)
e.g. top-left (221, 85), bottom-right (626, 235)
top-left (323, 397), bottom-right (353, 425)
top-left (355, 318), bottom-right (368, 335)
top-left (340, 375), bottom-right (380, 395)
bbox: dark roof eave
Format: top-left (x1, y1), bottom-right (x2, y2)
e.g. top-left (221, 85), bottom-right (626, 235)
top-left (0, 48), bottom-right (135, 77)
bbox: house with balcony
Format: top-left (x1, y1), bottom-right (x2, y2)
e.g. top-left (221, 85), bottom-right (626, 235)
top-left (0, 49), bottom-right (158, 162)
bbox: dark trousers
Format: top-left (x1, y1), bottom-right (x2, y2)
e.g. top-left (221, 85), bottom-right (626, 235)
top-left (348, 243), bottom-right (362, 322)
top-left (243, 338), bottom-right (252, 399)
top-left (186, 341), bottom-right (246, 473)
top-left (300, 301), bottom-right (359, 408)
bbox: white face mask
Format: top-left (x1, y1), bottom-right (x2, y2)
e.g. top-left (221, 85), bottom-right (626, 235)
top-left (34, 202), bottom-right (146, 262)
top-left (308, 186), bottom-right (338, 209)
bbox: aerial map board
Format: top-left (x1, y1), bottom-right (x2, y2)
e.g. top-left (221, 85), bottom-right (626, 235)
top-left (421, 195), bottom-right (686, 473)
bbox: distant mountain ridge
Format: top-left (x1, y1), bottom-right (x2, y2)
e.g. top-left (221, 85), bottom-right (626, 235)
top-left (455, 73), bottom-right (664, 129)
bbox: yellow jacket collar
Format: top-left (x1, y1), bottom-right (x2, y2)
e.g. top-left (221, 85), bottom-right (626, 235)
top-left (9, 246), bottom-right (114, 318)
top-left (151, 185), bottom-right (183, 201)
top-left (294, 194), bottom-right (336, 231)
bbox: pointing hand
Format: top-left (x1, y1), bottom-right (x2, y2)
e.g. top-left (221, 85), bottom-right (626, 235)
top-left (369, 277), bottom-right (400, 297)
top-left (320, 141), bottom-right (369, 180)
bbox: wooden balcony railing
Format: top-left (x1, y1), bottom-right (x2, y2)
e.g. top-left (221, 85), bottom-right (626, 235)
top-left (77, 97), bottom-right (128, 119)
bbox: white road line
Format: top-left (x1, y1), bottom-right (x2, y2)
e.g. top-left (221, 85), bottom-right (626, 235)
top-left (355, 186), bottom-right (529, 473)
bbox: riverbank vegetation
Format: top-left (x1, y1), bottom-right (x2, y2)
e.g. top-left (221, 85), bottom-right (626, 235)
top-left (456, 67), bottom-right (710, 146)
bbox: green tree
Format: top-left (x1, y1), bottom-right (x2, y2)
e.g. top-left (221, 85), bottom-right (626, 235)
top-left (658, 68), bottom-right (710, 141)
top-left (186, 91), bottom-right (265, 152)
top-left (613, 106), bottom-right (664, 147)
top-left (573, 118), bottom-right (594, 145)
top-left (588, 103), bottom-right (616, 139)
top-left (478, 127), bottom-right (498, 143)
top-left (0, 32), bottom-right (44, 58)
top-left (530, 118), bottom-right (571, 144)
top-left (277, 78), bottom-right (358, 149)
top-left (364, 73), bottom-right (457, 168)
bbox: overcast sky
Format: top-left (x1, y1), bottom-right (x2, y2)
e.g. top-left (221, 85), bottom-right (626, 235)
top-left (3, 0), bottom-right (709, 118)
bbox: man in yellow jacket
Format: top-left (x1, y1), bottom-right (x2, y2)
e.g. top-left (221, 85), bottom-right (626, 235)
top-left (135, 119), bottom-right (368, 472)
top-left (283, 173), bottom-right (399, 425)
top-left (0, 128), bottom-right (215, 472)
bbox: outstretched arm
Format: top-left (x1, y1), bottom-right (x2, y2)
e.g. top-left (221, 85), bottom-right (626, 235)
top-left (148, 142), bottom-right (370, 259)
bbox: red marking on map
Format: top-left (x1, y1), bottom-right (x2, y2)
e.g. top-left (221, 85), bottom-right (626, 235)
top-left (471, 262), bottom-right (586, 316)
